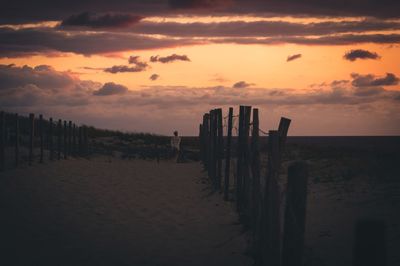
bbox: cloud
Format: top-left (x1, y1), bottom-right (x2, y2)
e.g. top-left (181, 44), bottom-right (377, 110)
top-left (344, 49), bottom-right (380, 61)
top-left (168, 0), bottom-right (232, 9)
top-left (233, 81), bottom-right (253, 88)
top-left (93, 82), bottom-right (128, 96)
top-left (60, 12), bottom-right (143, 28)
top-left (150, 54), bottom-right (191, 63)
top-left (352, 73), bottom-right (399, 87)
top-left (104, 65), bottom-right (147, 73)
top-left (150, 74), bottom-right (160, 81)
top-left (287, 54), bottom-right (302, 62)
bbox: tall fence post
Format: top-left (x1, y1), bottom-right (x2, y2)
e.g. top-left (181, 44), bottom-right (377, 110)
top-left (29, 113), bottom-right (35, 165)
top-left (72, 123), bottom-right (77, 157)
top-left (84, 126), bottom-right (88, 156)
top-left (199, 123), bottom-right (203, 165)
top-left (57, 119), bottom-right (62, 160)
top-left (263, 130), bottom-right (281, 266)
top-left (224, 107), bottom-right (233, 201)
top-left (242, 106), bottom-right (252, 224)
top-left (282, 161), bottom-right (308, 266)
top-left (68, 121), bottom-right (72, 156)
top-left (203, 114), bottom-right (210, 170)
top-left (0, 111), bottom-right (5, 171)
top-left (63, 121), bottom-right (67, 159)
top-left (236, 106), bottom-right (245, 211)
top-left (39, 114), bottom-right (44, 163)
top-left (216, 108), bottom-right (223, 192)
top-left (251, 108), bottom-right (261, 245)
top-left (15, 113), bottom-right (19, 167)
top-left (49, 118), bottom-right (54, 160)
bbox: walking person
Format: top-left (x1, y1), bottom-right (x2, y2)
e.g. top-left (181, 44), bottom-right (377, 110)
top-left (170, 131), bottom-right (181, 162)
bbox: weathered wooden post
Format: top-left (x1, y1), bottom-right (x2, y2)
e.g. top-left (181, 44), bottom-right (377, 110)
top-left (282, 161), bottom-right (308, 266)
top-left (203, 113), bottom-right (210, 170)
top-left (0, 111), bottom-right (5, 171)
top-left (353, 220), bottom-right (386, 266)
top-left (251, 108), bottom-right (260, 229)
top-left (78, 126), bottom-right (82, 156)
top-left (243, 106), bottom-right (252, 223)
top-left (72, 123), bottom-right (76, 156)
top-left (209, 110), bottom-right (217, 186)
top-left (68, 121), bottom-right (72, 156)
top-left (29, 113), bottom-right (35, 165)
top-left (63, 120), bottom-right (67, 159)
top-left (39, 114), bottom-right (44, 163)
top-left (15, 113), bottom-right (19, 167)
top-left (216, 108), bottom-right (223, 191)
top-left (263, 130), bottom-right (281, 266)
top-left (224, 107), bottom-right (233, 201)
top-left (49, 118), bottom-right (54, 160)
top-left (57, 119), bottom-right (62, 160)
top-left (199, 123), bottom-right (203, 164)
top-left (236, 106), bottom-right (245, 210)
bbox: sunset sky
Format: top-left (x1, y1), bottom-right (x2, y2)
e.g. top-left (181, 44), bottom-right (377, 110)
top-left (1, 0), bottom-right (400, 135)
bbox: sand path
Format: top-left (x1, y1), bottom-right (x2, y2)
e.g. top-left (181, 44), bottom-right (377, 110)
top-left (0, 157), bottom-right (252, 266)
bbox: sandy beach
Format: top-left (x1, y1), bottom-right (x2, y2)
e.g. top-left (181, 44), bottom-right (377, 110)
top-left (0, 157), bottom-right (252, 266)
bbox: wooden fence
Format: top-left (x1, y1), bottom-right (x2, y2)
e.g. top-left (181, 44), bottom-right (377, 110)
top-left (199, 106), bottom-right (308, 266)
top-left (0, 111), bottom-right (89, 171)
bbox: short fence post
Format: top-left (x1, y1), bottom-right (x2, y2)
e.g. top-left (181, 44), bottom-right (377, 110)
top-left (39, 114), bottom-right (44, 163)
top-left (353, 220), bottom-right (386, 266)
top-left (282, 161), bottom-right (308, 266)
top-left (49, 118), bottom-right (54, 160)
top-left (216, 108), bottom-right (223, 192)
top-left (57, 119), bottom-right (62, 160)
top-left (29, 113), bottom-right (35, 165)
top-left (224, 107), bottom-right (233, 201)
top-left (15, 113), bottom-right (19, 167)
top-left (0, 111), bottom-right (5, 171)
top-left (63, 121), bottom-right (67, 159)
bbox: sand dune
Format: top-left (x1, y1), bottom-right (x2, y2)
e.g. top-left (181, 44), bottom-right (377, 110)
top-left (0, 157), bottom-right (252, 266)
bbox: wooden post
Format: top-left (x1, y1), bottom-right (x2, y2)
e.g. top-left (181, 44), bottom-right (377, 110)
top-left (49, 118), bottom-right (54, 160)
top-left (199, 123), bottom-right (203, 164)
top-left (242, 106), bottom-right (252, 223)
top-left (39, 114), bottom-right (44, 163)
top-left (236, 106), bottom-right (245, 210)
top-left (224, 107), bottom-right (233, 201)
top-left (57, 119), bottom-right (62, 160)
top-left (203, 114), bottom-right (210, 170)
top-left (29, 113), bottom-right (34, 165)
top-left (15, 113), bottom-right (19, 167)
top-left (63, 120), bottom-right (67, 159)
top-left (251, 109), bottom-right (260, 229)
top-left (68, 121), bottom-right (72, 156)
top-left (282, 161), bottom-right (308, 266)
top-left (0, 111), bottom-right (5, 171)
top-left (263, 130), bottom-right (281, 266)
top-left (72, 123), bottom-right (76, 156)
top-left (216, 108), bottom-right (223, 192)
top-left (78, 126), bottom-right (82, 156)
top-left (353, 220), bottom-right (386, 266)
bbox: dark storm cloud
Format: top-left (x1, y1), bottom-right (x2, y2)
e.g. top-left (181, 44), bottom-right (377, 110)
top-left (344, 49), bottom-right (380, 61)
top-left (150, 54), bottom-right (191, 63)
top-left (2, 0), bottom-right (400, 24)
top-left (352, 73), bottom-right (400, 87)
top-left (129, 19), bottom-right (400, 38)
top-left (150, 74), bottom-right (160, 81)
top-left (287, 54), bottom-right (301, 62)
top-left (93, 82), bottom-right (128, 96)
top-left (60, 12), bottom-right (143, 28)
top-left (0, 27), bottom-right (199, 57)
top-left (104, 65), bottom-right (147, 74)
top-left (233, 81), bottom-right (253, 88)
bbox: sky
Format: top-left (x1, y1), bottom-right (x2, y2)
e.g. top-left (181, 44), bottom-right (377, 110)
top-left (0, 0), bottom-right (400, 136)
